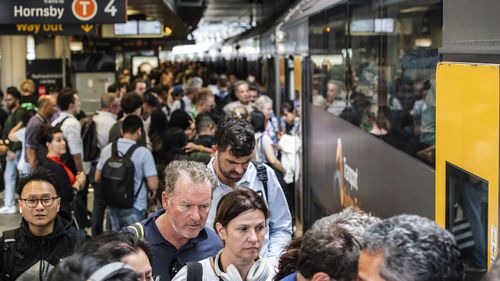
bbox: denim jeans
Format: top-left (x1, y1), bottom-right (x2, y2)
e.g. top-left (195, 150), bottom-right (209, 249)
top-left (108, 207), bottom-right (146, 230)
top-left (3, 151), bottom-right (20, 207)
top-left (462, 181), bottom-right (488, 268)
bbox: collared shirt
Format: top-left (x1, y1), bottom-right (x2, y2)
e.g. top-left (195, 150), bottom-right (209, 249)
top-left (130, 209), bottom-right (223, 281)
top-left (51, 112), bottom-right (83, 155)
top-left (93, 110), bottom-right (117, 149)
top-left (207, 158), bottom-right (292, 266)
top-left (96, 138), bottom-right (157, 210)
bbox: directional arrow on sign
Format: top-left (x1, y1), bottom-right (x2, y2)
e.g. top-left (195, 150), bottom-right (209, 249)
top-left (81, 24), bottom-right (94, 33)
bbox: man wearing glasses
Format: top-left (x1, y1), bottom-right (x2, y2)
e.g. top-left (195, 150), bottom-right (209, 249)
top-left (0, 168), bottom-right (87, 281)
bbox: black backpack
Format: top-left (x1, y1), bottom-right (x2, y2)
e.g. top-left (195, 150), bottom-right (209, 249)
top-left (101, 142), bottom-right (143, 209)
top-left (80, 114), bottom-right (100, 161)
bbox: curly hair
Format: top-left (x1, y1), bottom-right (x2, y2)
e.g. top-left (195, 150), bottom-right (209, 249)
top-left (297, 208), bottom-right (380, 281)
top-left (361, 214), bottom-right (463, 281)
top-left (214, 117), bottom-right (255, 157)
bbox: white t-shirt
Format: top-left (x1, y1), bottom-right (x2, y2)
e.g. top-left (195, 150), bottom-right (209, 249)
top-left (255, 132), bottom-right (274, 164)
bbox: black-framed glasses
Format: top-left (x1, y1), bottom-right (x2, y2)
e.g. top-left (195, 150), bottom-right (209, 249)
top-left (20, 197), bottom-right (59, 208)
top-left (169, 259), bottom-right (183, 278)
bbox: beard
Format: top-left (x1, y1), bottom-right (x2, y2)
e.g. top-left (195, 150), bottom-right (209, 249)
top-left (217, 156), bottom-right (243, 183)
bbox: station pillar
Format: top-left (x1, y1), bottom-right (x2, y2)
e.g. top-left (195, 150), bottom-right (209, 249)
top-left (0, 36), bottom-right (27, 91)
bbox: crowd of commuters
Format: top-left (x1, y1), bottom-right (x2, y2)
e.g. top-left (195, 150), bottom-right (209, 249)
top-left (0, 61), bottom-right (492, 280)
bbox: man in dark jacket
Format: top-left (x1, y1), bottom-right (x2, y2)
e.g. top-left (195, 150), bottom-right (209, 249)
top-left (0, 168), bottom-right (87, 281)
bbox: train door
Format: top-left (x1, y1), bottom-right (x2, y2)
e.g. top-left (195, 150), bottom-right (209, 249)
top-left (282, 54), bottom-right (305, 235)
top-left (436, 63), bottom-right (499, 273)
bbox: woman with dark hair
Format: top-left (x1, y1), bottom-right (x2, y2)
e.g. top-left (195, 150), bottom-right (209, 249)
top-left (250, 110), bottom-right (285, 174)
top-left (48, 254), bottom-right (138, 281)
top-left (36, 124), bottom-right (86, 214)
top-left (161, 127), bottom-right (189, 167)
top-left (149, 109), bottom-right (169, 159)
top-left (172, 188), bottom-right (273, 281)
top-left (168, 109), bottom-right (196, 140)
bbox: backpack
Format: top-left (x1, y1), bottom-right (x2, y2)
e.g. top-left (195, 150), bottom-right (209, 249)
top-left (186, 262), bottom-right (203, 281)
top-left (55, 116), bottom-right (77, 174)
top-left (2, 229), bottom-right (17, 281)
top-left (101, 141), bottom-right (144, 209)
top-left (80, 114), bottom-right (100, 161)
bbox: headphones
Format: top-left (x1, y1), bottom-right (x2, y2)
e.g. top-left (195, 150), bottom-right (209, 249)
top-left (86, 262), bottom-right (133, 281)
top-left (213, 251), bottom-right (270, 281)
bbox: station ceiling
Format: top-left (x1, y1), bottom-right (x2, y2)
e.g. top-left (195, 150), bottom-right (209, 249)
top-left (127, 0), bottom-right (294, 41)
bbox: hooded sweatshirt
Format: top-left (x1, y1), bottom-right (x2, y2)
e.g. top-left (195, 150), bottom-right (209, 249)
top-left (0, 212), bottom-right (87, 281)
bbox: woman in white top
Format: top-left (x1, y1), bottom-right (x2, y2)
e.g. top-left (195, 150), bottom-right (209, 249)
top-left (250, 111), bottom-right (285, 175)
top-left (172, 188), bottom-right (273, 281)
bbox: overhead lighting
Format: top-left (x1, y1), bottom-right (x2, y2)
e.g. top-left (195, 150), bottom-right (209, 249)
top-left (70, 41), bottom-right (83, 52)
top-left (400, 6), bottom-right (428, 13)
top-left (415, 38), bottom-right (432, 47)
top-left (164, 26), bottom-right (173, 36)
top-left (127, 8), bottom-right (141, 16)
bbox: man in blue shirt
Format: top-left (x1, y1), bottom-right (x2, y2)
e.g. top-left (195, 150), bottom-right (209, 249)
top-left (207, 117), bottom-right (292, 267)
top-left (127, 160), bottom-right (223, 281)
top-left (95, 115), bottom-right (159, 230)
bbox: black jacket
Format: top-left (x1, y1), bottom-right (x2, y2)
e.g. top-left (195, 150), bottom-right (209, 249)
top-left (0, 212), bottom-right (87, 281)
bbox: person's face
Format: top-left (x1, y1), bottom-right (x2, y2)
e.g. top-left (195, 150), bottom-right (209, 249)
top-left (136, 82), bottom-right (147, 96)
top-left (5, 94), bottom-right (18, 110)
top-left (47, 132), bottom-right (66, 156)
top-left (248, 90), bottom-right (258, 103)
top-left (327, 83), bottom-right (338, 101)
top-left (215, 146), bottom-right (253, 183)
top-left (162, 175), bottom-right (212, 240)
top-left (216, 209), bottom-right (266, 263)
top-left (260, 103), bottom-right (273, 120)
top-left (122, 249), bottom-right (154, 281)
top-left (358, 250), bottom-right (386, 281)
top-left (185, 121), bottom-right (196, 140)
top-left (19, 180), bottom-right (60, 232)
top-left (283, 109), bottom-right (295, 124)
top-left (200, 97), bottom-right (216, 113)
top-left (236, 84), bottom-right (250, 104)
top-left (111, 98), bottom-right (121, 115)
top-left (72, 94), bottom-right (81, 115)
top-left (45, 96), bottom-right (58, 117)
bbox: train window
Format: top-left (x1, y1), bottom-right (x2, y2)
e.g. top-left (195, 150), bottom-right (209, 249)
top-left (308, 0), bottom-right (442, 167)
top-left (446, 162), bottom-right (487, 274)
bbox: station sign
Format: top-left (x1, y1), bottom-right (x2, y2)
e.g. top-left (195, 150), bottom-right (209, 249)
top-left (0, 0), bottom-right (127, 24)
top-left (27, 59), bottom-right (65, 94)
top-left (0, 24), bottom-right (98, 36)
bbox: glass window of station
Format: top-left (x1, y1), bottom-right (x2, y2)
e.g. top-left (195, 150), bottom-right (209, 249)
top-left (309, 0), bottom-right (441, 167)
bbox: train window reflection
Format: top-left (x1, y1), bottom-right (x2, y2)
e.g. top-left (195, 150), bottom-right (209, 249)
top-left (308, 0), bottom-right (441, 167)
top-left (446, 163), bottom-right (487, 274)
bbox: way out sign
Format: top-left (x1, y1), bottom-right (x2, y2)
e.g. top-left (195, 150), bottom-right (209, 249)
top-left (0, 0), bottom-right (127, 24)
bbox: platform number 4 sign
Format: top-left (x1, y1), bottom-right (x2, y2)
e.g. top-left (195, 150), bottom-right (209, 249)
top-left (72, 0), bottom-right (118, 21)
top-left (105, 0), bottom-right (118, 17)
